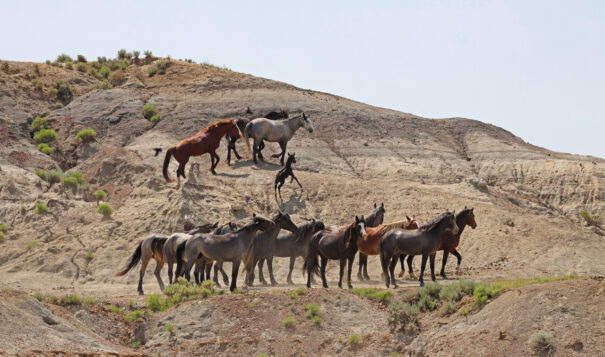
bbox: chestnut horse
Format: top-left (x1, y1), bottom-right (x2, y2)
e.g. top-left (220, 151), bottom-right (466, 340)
top-left (162, 119), bottom-right (242, 183)
top-left (356, 216), bottom-right (418, 281)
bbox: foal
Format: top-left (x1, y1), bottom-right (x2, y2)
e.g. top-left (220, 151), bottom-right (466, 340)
top-left (274, 153), bottom-right (302, 202)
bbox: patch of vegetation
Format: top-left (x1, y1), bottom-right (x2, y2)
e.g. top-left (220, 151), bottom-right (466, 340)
top-left (76, 62), bottom-right (87, 72)
top-left (56, 54), bottom-right (72, 64)
top-left (31, 116), bottom-right (50, 132)
top-left (438, 279), bottom-right (477, 302)
top-left (97, 203), bottom-right (114, 217)
top-left (94, 189), bottom-right (107, 203)
top-left (146, 294), bottom-right (167, 312)
top-left (54, 102), bottom-right (63, 109)
top-left (0, 231), bottom-right (4, 242)
top-left (150, 114), bottom-right (160, 125)
top-left (404, 321), bottom-right (418, 334)
top-left (282, 316), bottom-right (295, 328)
top-left (142, 104), bottom-right (157, 119)
top-left (47, 170), bottom-right (62, 184)
top-left (125, 310), bottom-right (144, 322)
top-left (128, 299), bottom-right (135, 308)
top-left (76, 54), bottom-right (87, 63)
top-left (0, 224), bottom-right (8, 232)
top-left (52, 79), bottom-right (73, 102)
top-left (156, 60), bottom-right (168, 74)
top-left (388, 299), bottom-right (420, 334)
top-left (304, 303), bottom-right (320, 319)
top-left (108, 70), bottom-right (126, 86)
top-left (473, 284), bottom-right (501, 307)
top-left (147, 65), bottom-right (158, 77)
top-left (92, 80), bottom-right (112, 90)
top-left (132, 341), bottom-right (140, 348)
top-left (60, 294), bottom-right (82, 305)
top-left (64, 61), bottom-right (73, 70)
top-left (529, 331), bottom-right (554, 353)
top-left (35, 203), bottom-right (48, 215)
top-left (85, 251), bottom-right (94, 260)
top-left (165, 324), bottom-right (174, 332)
top-left (489, 275), bottom-right (579, 290)
top-left (162, 279), bottom-right (219, 306)
top-left (61, 176), bottom-right (78, 191)
top-left (98, 65), bottom-right (111, 79)
top-left (104, 305), bottom-right (125, 314)
top-left (47, 296), bottom-right (58, 303)
top-left (350, 287), bottom-right (394, 303)
top-left (439, 300), bottom-right (457, 317)
top-left (144, 50), bottom-right (153, 59)
top-left (312, 315), bottom-right (322, 325)
top-left (295, 287), bottom-right (306, 295)
top-left (580, 210), bottom-right (601, 226)
top-left (347, 334), bottom-right (362, 344)
top-left (75, 128), bottom-right (96, 143)
top-left (32, 293), bottom-right (45, 302)
top-left (67, 171), bottom-right (84, 184)
top-left (84, 297), bottom-right (97, 304)
top-left (33, 128), bottom-right (56, 143)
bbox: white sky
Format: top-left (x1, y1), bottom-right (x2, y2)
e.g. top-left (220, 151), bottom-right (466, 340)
top-left (2, 1), bottom-right (603, 158)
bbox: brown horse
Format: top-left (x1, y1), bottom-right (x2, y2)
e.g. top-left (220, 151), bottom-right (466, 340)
top-left (399, 207), bottom-right (476, 279)
top-left (115, 234), bottom-right (168, 295)
top-left (356, 216), bottom-right (418, 281)
top-left (163, 119), bottom-right (242, 183)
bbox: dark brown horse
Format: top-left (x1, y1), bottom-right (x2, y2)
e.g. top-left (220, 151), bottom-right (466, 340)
top-left (303, 216), bottom-right (367, 289)
top-left (380, 211), bottom-right (459, 287)
top-left (163, 119), bottom-right (242, 184)
top-left (399, 207), bottom-right (476, 279)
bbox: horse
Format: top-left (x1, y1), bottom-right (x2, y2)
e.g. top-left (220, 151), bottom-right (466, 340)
top-left (274, 153), bottom-right (303, 202)
top-left (257, 219), bottom-right (325, 285)
top-left (115, 234), bottom-right (168, 295)
top-left (163, 119), bottom-right (242, 184)
top-left (379, 211), bottom-right (460, 287)
top-left (192, 221), bottom-right (239, 286)
top-left (225, 110), bottom-right (289, 165)
top-left (328, 202), bottom-right (385, 232)
top-left (244, 113), bottom-right (313, 165)
top-left (243, 211), bottom-right (299, 286)
top-left (399, 207), bottom-right (476, 279)
top-left (177, 214), bottom-right (276, 291)
top-left (356, 216), bottom-right (418, 281)
top-left (303, 216), bottom-right (367, 289)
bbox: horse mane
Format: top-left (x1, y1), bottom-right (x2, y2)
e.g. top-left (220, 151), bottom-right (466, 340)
top-left (419, 212), bottom-right (453, 232)
top-left (202, 119), bottom-right (235, 132)
top-left (295, 219), bottom-right (321, 242)
top-left (365, 204), bottom-right (384, 227)
top-left (373, 219), bottom-right (414, 236)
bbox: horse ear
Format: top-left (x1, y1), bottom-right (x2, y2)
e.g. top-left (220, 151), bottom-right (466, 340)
top-left (361, 215), bottom-right (365, 221)
top-left (381, 202), bottom-right (384, 208)
top-left (471, 207), bottom-right (474, 212)
top-left (355, 216), bottom-right (359, 223)
top-left (253, 213), bottom-right (256, 217)
top-left (374, 203), bottom-right (377, 208)
top-left (406, 215), bottom-right (411, 221)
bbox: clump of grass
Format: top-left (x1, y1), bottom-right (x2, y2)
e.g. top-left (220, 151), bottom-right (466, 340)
top-left (438, 279), bottom-right (477, 302)
top-left (85, 251), bottom-right (94, 260)
top-left (439, 300), bottom-right (457, 316)
top-left (282, 316), bottom-right (295, 328)
top-left (94, 190), bottom-right (107, 203)
top-left (92, 80), bottom-right (112, 90)
top-left (0, 224), bottom-right (8, 232)
top-left (104, 305), bottom-right (125, 314)
top-left (295, 287), bottom-right (306, 295)
top-left (76, 62), bottom-right (87, 72)
top-left (47, 296), bottom-right (58, 303)
top-left (156, 60), bottom-right (168, 74)
top-left (97, 203), bottom-right (114, 217)
top-left (61, 176), bottom-right (78, 191)
top-left (146, 293), bottom-right (167, 312)
top-left (147, 66), bottom-right (158, 77)
top-left (162, 279), bottom-right (218, 306)
top-left (350, 287), bottom-right (394, 303)
top-left (32, 293), bottom-right (45, 302)
top-left (84, 297), bottom-right (97, 304)
top-left (33, 129), bottom-right (56, 143)
top-left (128, 299), bottom-right (135, 308)
top-left (388, 299), bottom-right (420, 333)
top-left (75, 128), bottom-right (96, 143)
top-left (0, 231), bottom-right (5, 242)
top-left (529, 331), bottom-right (554, 353)
top-left (108, 70), bottom-right (126, 86)
top-left (473, 284), bottom-right (501, 307)
top-left (44, 170), bottom-right (62, 185)
top-left (304, 303), bottom-right (320, 319)
top-left (347, 334), bottom-right (362, 345)
top-left (125, 310), bottom-right (144, 322)
top-left (31, 116), bottom-right (50, 132)
top-left (165, 324), bottom-right (175, 332)
top-left (52, 79), bottom-right (73, 103)
top-left (312, 315), bottom-right (322, 325)
top-left (35, 203), bottom-right (48, 215)
top-left (404, 322), bottom-right (418, 334)
top-left (60, 294), bottom-right (82, 305)
top-left (580, 210), bottom-right (601, 226)
top-left (76, 55), bottom-right (87, 63)
top-left (132, 341), bottom-right (140, 348)
top-left (489, 275), bottom-right (579, 290)
top-left (64, 61), bottom-right (73, 70)
top-left (150, 114), bottom-right (160, 125)
top-left (142, 104), bottom-right (157, 119)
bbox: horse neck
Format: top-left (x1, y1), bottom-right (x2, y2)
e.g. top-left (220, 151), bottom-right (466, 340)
top-left (284, 116), bottom-right (303, 131)
top-left (209, 123), bottom-right (232, 138)
top-left (455, 213), bottom-right (468, 235)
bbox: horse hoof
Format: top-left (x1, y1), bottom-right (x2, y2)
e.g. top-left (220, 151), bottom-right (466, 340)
top-left (271, 281), bottom-right (278, 286)
top-left (138, 291), bottom-right (144, 296)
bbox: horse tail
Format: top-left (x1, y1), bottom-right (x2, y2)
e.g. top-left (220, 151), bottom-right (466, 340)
top-left (244, 122), bottom-right (252, 157)
top-left (244, 236), bottom-right (258, 273)
top-left (303, 231), bottom-right (323, 277)
top-left (175, 240), bottom-right (187, 278)
top-left (163, 146), bottom-right (175, 182)
top-left (115, 240), bottom-right (142, 276)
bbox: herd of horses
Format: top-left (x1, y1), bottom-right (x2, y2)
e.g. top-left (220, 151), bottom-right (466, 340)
top-left (117, 109), bottom-right (477, 294)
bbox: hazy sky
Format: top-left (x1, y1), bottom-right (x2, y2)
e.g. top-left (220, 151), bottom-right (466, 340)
top-left (2, 1), bottom-right (603, 158)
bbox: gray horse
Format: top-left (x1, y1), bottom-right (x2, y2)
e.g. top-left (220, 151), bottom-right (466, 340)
top-left (179, 214), bottom-right (276, 291)
top-left (244, 113), bottom-right (314, 164)
top-left (257, 219), bottom-right (326, 285)
top-left (243, 211), bottom-right (299, 286)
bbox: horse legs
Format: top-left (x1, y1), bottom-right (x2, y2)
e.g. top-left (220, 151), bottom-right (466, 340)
top-left (398, 255), bottom-right (406, 278)
top-left (429, 253), bottom-right (436, 282)
top-left (137, 256), bottom-right (151, 295)
top-left (287, 256), bottom-right (296, 285)
top-left (277, 181), bottom-right (285, 202)
top-left (218, 262), bottom-right (229, 286)
top-left (357, 253), bottom-right (366, 281)
top-left (167, 262), bottom-right (174, 285)
top-left (440, 250), bottom-right (450, 279)
top-left (205, 261), bottom-right (213, 281)
top-left (253, 139), bottom-right (263, 163)
top-left (419, 255), bottom-right (428, 287)
top-left (209, 151), bottom-right (219, 175)
top-left (407, 255), bottom-right (416, 279)
top-left (451, 249), bottom-right (462, 274)
top-left (389, 257), bottom-right (398, 288)
top-left (338, 258), bottom-right (346, 289)
top-left (320, 256), bottom-right (329, 288)
top-left (154, 260), bottom-right (165, 292)
top-left (278, 141), bottom-right (288, 165)
top-left (347, 257), bottom-right (355, 289)
top-left (230, 259), bottom-right (240, 292)
top-left (267, 258), bottom-right (278, 285)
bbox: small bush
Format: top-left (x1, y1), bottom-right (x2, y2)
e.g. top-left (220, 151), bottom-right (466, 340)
top-left (108, 70), bottom-right (126, 86)
top-left (61, 294), bottom-right (82, 305)
top-left (34, 129), bottom-right (56, 143)
top-left (156, 60), bottom-right (167, 74)
top-left (92, 80), bottom-right (112, 89)
top-left (64, 61), bottom-right (73, 70)
top-left (150, 114), bottom-right (160, 124)
top-left (147, 66), bottom-right (158, 77)
top-left (98, 65), bottom-right (111, 79)
top-left (94, 190), bottom-right (107, 202)
top-left (304, 303), bottom-right (320, 317)
top-left (32, 293), bottom-right (45, 301)
top-left (54, 102), bottom-right (63, 109)
top-left (282, 317), bottom-right (295, 328)
top-left (47, 296), bottom-right (58, 303)
top-left (312, 315), bottom-right (321, 325)
top-left (36, 170), bottom-right (47, 180)
top-left (388, 300), bottom-right (420, 332)
top-left (133, 51), bottom-right (140, 60)
top-left (166, 324), bottom-right (174, 332)
top-left (147, 293), bottom-right (167, 312)
top-left (97, 203), bottom-right (114, 217)
top-left (76, 55), bottom-right (87, 63)
top-left (31, 116), bottom-right (50, 132)
top-left (47, 170), bottom-right (62, 184)
top-left (53, 79), bottom-right (72, 102)
top-left (26, 239), bottom-right (41, 249)
top-left (75, 128), bottom-right (96, 143)
top-left (580, 210), bottom-right (601, 226)
top-left (35, 203), bottom-right (49, 215)
top-left (142, 104), bottom-right (157, 119)
top-left (61, 176), bottom-right (78, 191)
top-left (529, 331), bottom-right (554, 352)
top-left (417, 294), bottom-right (438, 312)
top-left (56, 54), bottom-right (72, 63)
top-left (0, 224), bottom-right (7, 232)
top-left (117, 49), bottom-right (128, 60)
top-left (347, 334), bottom-right (361, 344)
top-left (85, 251), bottom-right (94, 260)
top-left (144, 50), bottom-right (153, 59)
top-left (473, 284), bottom-right (501, 306)
top-left (439, 300), bottom-right (457, 316)
top-left (439, 279), bottom-right (477, 302)
top-left (128, 299), bottom-right (135, 308)
top-left (404, 322), bottom-right (418, 334)
top-left (125, 310), bottom-right (144, 322)
top-left (104, 305), bottom-right (125, 314)
top-left (76, 62), bottom-right (87, 72)
top-left (67, 171), bottom-right (84, 184)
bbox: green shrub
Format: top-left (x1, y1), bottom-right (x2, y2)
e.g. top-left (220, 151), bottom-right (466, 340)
top-left (99, 65), bottom-right (111, 79)
top-left (97, 203), bottom-right (114, 217)
top-left (162, 279), bottom-right (217, 306)
top-left (94, 190), bottom-right (107, 202)
top-left (67, 171), bottom-right (84, 184)
top-left (75, 128), bottom-right (96, 143)
top-left (54, 102), bottom-right (63, 109)
top-left (295, 287), bottom-right (306, 295)
top-left (36, 170), bottom-right (47, 180)
top-left (388, 300), bottom-right (420, 332)
top-left (347, 334), bottom-right (361, 344)
top-left (109, 70), bottom-right (126, 86)
top-left (32, 293), bottom-right (45, 301)
top-left (439, 300), bottom-right (457, 316)
top-left (282, 317), bottom-right (295, 328)
top-left (0, 224), bottom-right (7, 232)
top-left (45, 87), bottom-right (58, 98)
top-left (85, 251), bottom-right (94, 260)
top-left (166, 324), bottom-right (174, 332)
top-left (61, 176), bottom-right (78, 191)
top-left (56, 54), bottom-right (72, 63)
top-left (117, 49), bottom-right (128, 60)
top-left (47, 296), bottom-right (58, 303)
top-left (150, 114), bottom-right (160, 124)
top-left (404, 322), bottom-right (418, 334)
top-left (439, 279), bottom-right (477, 302)
top-left (92, 80), bottom-right (112, 89)
top-left (34, 129), bottom-right (56, 143)
top-left (146, 293), bottom-right (167, 312)
top-left (473, 284), bottom-right (501, 306)
top-left (76, 55), bottom-right (87, 63)
top-left (125, 310), bottom-right (144, 322)
top-left (35, 203), bottom-right (49, 215)
top-left (64, 61), bottom-right (73, 69)
top-left (417, 294), bottom-right (439, 312)
top-left (529, 331), bottom-right (554, 352)
top-left (104, 305), bottom-right (125, 314)
top-left (0, 231), bottom-right (4, 242)
top-left (76, 62), bottom-right (87, 72)
top-left (144, 50), bottom-right (153, 59)
top-left (312, 315), bottom-right (321, 325)
top-left (120, 58), bottom-right (130, 70)
top-left (61, 294), bottom-right (82, 305)
top-left (147, 66), bottom-right (158, 77)
top-left (304, 303), bottom-right (320, 317)
top-left (26, 239), bottom-right (41, 249)
top-left (350, 287), bottom-right (394, 303)
top-left (156, 60), bottom-right (167, 74)
top-left (53, 79), bottom-right (72, 102)
top-left (580, 210), bottom-right (601, 226)
top-left (47, 170), bottom-right (62, 184)
top-left (133, 51), bottom-right (140, 60)
top-left (142, 104), bottom-right (157, 119)
top-left (31, 116), bottom-right (50, 132)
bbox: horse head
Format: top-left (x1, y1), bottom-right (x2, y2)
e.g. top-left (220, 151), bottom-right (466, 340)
top-left (346, 216), bottom-right (367, 247)
top-left (251, 214), bottom-right (276, 232)
top-left (406, 215), bottom-right (419, 229)
top-left (287, 153), bottom-right (296, 165)
top-left (301, 113), bottom-right (313, 133)
top-left (274, 211), bottom-right (298, 234)
top-left (465, 207), bottom-right (477, 229)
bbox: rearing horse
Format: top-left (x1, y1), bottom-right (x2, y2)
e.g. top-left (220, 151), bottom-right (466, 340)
top-left (163, 119), bottom-right (241, 183)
